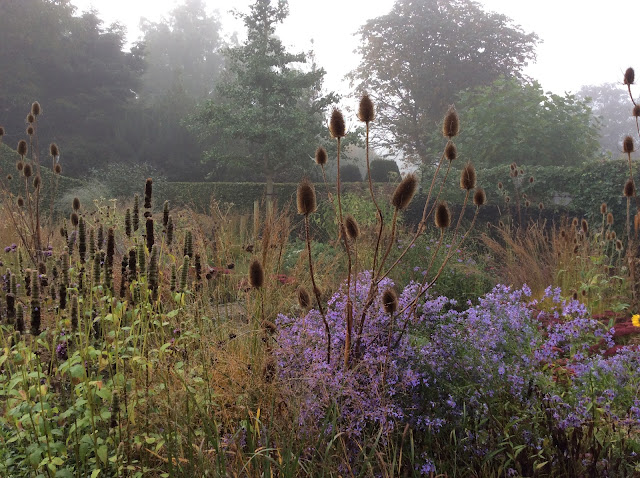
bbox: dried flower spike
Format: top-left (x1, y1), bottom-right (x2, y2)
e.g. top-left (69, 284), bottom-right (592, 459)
top-left (460, 162), bottom-right (476, 190)
top-left (442, 105), bottom-right (459, 138)
top-left (623, 135), bottom-right (634, 154)
top-left (473, 187), bottom-right (486, 206)
top-left (297, 178), bottom-right (317, 215)
top-left (329, 108), bottom-right (346, 138)
top-left (434, 202), bottom-right (451, 229)
top-left (391, 173), bottom-right (418, 210)
top-left (249, 258), bottom-right (264, 289)
top-left (315, 146), bottom-right (328, 166)
top-left (357, 94), bottom-right (375, 123)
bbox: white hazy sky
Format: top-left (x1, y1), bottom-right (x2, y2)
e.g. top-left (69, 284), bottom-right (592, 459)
top-left (71, 0), bottom-right (638, 99)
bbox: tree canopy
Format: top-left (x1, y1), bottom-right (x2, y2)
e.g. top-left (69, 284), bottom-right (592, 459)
top-left (350, 0), bottom-right (538, 164)
top-left (189, 0), bottom-right (338, 185)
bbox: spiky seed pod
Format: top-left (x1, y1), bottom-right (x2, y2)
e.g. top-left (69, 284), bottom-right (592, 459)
top-left (162, 200), bottom-right (169, 227)
top-left (183, 230), bottom-right (193, 258)
top-left (634, 105), bottom-right (640, 117)
top-left (624, 178), bottom-right (635, 197)
top-left (249, 258), bottom-right (264, 289)
top-left (344, 214), bottom-right (360, 240)
top-left (297, 178), bottom-right (317, 215)
top-left (59, 282), bottom-right (67, 310)
top-left (7, 174), bottom-right (12, 180)
top-left (144, 178), bottom-right (153, 209)
top-left (460, 163), bottom-right (476, 190)
top-left (16, 160), bottom-right (23, 171)
top-left (27, 113), bottom-right (35, 124)
top-left (473, 187), bottom-right (486, 206)
top-left (581, 219), bottom-right (588, 235)
top-left (49, 143), bottom-right (59, 157)
top-left (170, 264), bottom-right (177, 291)
top-left (297, 287), bottom-right (311, 309)
top-left (329, 108), bottom-right (346, 138)
top-left (23, 163), bottom-right (32, 178)
top-left (31, 101), bottom-right (41, 116)
top-left (616, 239), bottom-right (623, 251)
top-left (137, 242), bottom-right (146, 273)
top-left (315, 146), bottom-right (328, 166)
top-left (0, 126), bottom-right (4, 138)
top-left (607, 212), bottom-right (614, 225)
top-left (179, 255), bottom-right (190, 292)
top-left (166, 215), bottom-right (174, 246)
top-left (498, 182), bottom-right (503, 189)
top-left (442, 105), bottom-right (459, 138)
top-left (444, 141), bottom-right (457, 161)
top-left (26, 125), bottom-right (34, 136)
top-left (92, 253), bottom-right (101, 285)
top-left (124, 208), bottom-right (132, 238)
top-left (505, 196), bottom-right (511, 204)
top-left (72, 197), bottom-right (80, 211)
top-left (17, 140), bottom-right (27, 159)
top-left (33, 175), bottom-right (41, 189)
top-left (357, 94), bottom-right (375, 122)
top-left (624, 67), bottom-right (635, 85)
top-left (70, 212), bottom-right (79, 228)
top-left (435, 202), bottom-right (451, 229)
top-left (623, 135), bottom-right (635, 154)
top-left (611, 230), bottom-right (617, 240)
top-left (54, 163), bottom-right (62, 174)
top-left (17, 196), bottom-right (24, 208)
top-left (392, 173), bottom-right (418, 210)
top-left (600, 202), bottom-right (607, 214)
top-left (194, 253), bottom-right (202, 285)
top-left (128, 248), bottom-right (137, 280)
top-left (78, 217), bottom-right (86, 263)
top-left (382, 288), bottom-right (398, 315)
top-left (15, 304), bottom-right (25, 334)
top-left (88, 228), bottom-right (96, 258)
top-left (145, 218), bottom-right (154, 252)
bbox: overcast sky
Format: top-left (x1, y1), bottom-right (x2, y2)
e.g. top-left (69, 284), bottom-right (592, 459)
top-left (71, 0), bottom-right (638, 99)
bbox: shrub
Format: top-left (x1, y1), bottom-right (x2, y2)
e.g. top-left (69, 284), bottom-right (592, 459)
top-left (339, 163), bottom-right (362, 182)
top-left (370, 159), bottom-right (400, 182)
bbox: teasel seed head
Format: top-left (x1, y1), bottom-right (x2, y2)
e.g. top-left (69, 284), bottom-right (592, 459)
top-left (605, 230), bottom-right (611, 241)
top-left (163, 200), bottom-right (170, 227)
top-left (623, 135), bottom-right (635, 154)
top-left (442, 105), bottom-right (459, 138)
top-left (6, 174), bottom-right (11, 180)
top-left (144, 178), bottom-right (152, 209)
top-left (357, 94), bottom-right (375, 123)
top-left (146, 217), bottom-right (155, 252)
top-left (133, 194), bottom-right (140, 230)
top-left (634, 104), bottom-right (640, 117)
top-left (434, 202), bottom-right (451, 229)
top-left (607, 212), bottom-right (614, 225)
top-left (17, 140), bottom-right (28, 157)
top-left (31, 101), bottom-right (41, 116)
top-left (611, 230), bottom-right (617, 240)
top-left (54, 163), bottom-right (62, 174)
top-left (0, 126), bottom-right (4, 138)
top-left (23, 163), bottom-right (32, 178)
top-left (315, 146), bottom-right (328, 166)
top-left (600, 202), bottom-right (607, 214)
top-left (391, 173), bottom-right (418, 210)
top-left (329, 108), bottom-right (346, 138)
top-left (524, 199), bottom-right (530, 207)
top-left (581, 219), bottom-right (588, 235)
top-left (444, 140), bottom-right (457, 161)
top-left (382, 288), bottom-right (398, 315)
top-left (249, 258), bottom-right (264, 289)
top-left (297, 178), bottom-right (317, 215)
top-left (297, 286), bottom-right (311, 309)
top-left (624, 67), bottom-right (635, 85)
top-left (70, 212), bottom-right (79, 228)
top-left (529, 176), bottom-right (534, 184)
top-left (460, 162), bottom-right (476, 190)
top-left (344, 214), bottom-right (360, 240)
top-left (166, 215), bottom-right (174, 246)
top-left (71, 197), bottom-right (80, 211)
top-left (16, 160), bottom-right (24, 172)
top-left (624, 178), bottom-right (635, 197)
top-left (26, 125), bottom-right (34, 136)
top-left (33, 175), bottom-right (41, 189)
top-left (49, 143), bottom-right (59, 157)
top-left (179, 255), bottom-right (190, 292)
top-left (473, 187), bottom-right (486, 206)
top-left (616, 239), bottom-right (623, 251)
top-left (505, 196), bottom-right (510, 204)
top-left (498, 181), bottom-right (503, 190)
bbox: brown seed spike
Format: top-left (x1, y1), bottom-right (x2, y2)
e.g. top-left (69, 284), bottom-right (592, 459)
top-left (581, 219), bottom-right (588, 235)
top-left (538, 202), bottom-right (544, 210)
top-left (23, 163), bottom-right (32, 178)
top-left (607, 212), bottom-right (614, 225)
top-left (249, 258), bottom-right (264, 289)
top-left (357, 94), bottom-right (375, 123)
top-left (391, 173), bottom-right (418, 210)
top-left (600, 203), bottom-right (607, 214)
top-left (623, 135), bottom-right (634, 154)
top-left (315, 146), bottom-right (328, 166)
top-left (17, 140), bottom-right (28, 157)
top-left (31, 101), bottom-right (41, 116)
top-left (33, 175), bottom-right (41, 189)
top-left (72, 197), bottom-right (81, 211)
top-left (49, 143), bottom-right (59, 157)
top-left (473, 187), bottom-right (486, 206)
top-left (26, 126), bottom-right (34, 136)
top-left (382, 288), bottom-right (398, 315)
top-left (442, 105), bottom-right (459, 138)
top-left (329, 108), bottom-right (346, 138)
top-left (460, 163), bottom-right (476, 191)
top-left (624, 67), bottom-right (635, 85)
top-left (297, 178), bottom-right (317, 215)
top-left (434, 202), bottom-right (451, 229)
top-left (624, 178), bottom-right (635, 197)
top-left (344, 214), bottom-right (360, 240)
top-left (444, 141), bottom-right (457, 161)
top-left (634, 105), bottom-right (640, 117)
top-left (297, 287), bottom-right (311, 309)
top-left (54, 163), bottom-right (62, 174)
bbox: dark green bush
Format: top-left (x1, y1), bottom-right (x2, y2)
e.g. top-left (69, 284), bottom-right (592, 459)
top-left (339, 164), bottom-right (362, 182)
top-left (370, 159), bottom-right (400, 182)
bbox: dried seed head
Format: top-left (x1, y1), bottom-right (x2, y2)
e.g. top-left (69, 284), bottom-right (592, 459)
top-left (624, 178), bottom-right (635, 197)
top-left (23, 163), bottom-right (32, 178)
top-left (616, 239), bottom-right (623, 251)
top-left (7, 174), bottom-right (12, 180)
top-left (297, 286), bottom-right (311, 309)
top-left (538, 202), bottom-right (544, 210)
top-left (249, 258), bottom-right (264, 289)
top-left (444, 141), bottom-right (457, 161)
top-left (49, 143), bottom-right (59, 157)
top-left (0, 126), bottom-right (5, 137)
top-left (26, 113), bottom-right (35, 124)
top-left (505, 196), bottom-right (510, 204)
top-left (315, 146), bottom-right (328, 166)
top-left (611, 230), bottom-right (617, 240)
top-left (17, 140), bottom-right (28, 157)
top-left (442, 105), bottom-right (459, 138)
top-left (17, 196), bottom-right (24, 207)
top-left (460, 162), bottom-right (476, 190)
top-left (33, 175), bottom-right (40, 189)
top-left (329, 108), bottom-right (346, 138)
top-left (600, 202), bottom-right (607, 214)
top-left (529, 176), bottom-right (534, 184)
top-left (31, 101), bottom-right (41, 116)
top-left (70, 212), bottom-right (79, 227)
top-left (634, 104), bottom-right (640, 117)
top-left (510, 163), bottom-right (516, 171)
top-left (572, 217), bottom-right (579, 227)
top-left (524, 199), bottom-right (530, 207)
top-left (72, 197), bottom-right (81, 211)
top-left (581, 218), bottom-right (588, 235)
top-left (344, 214), bottom-right (360, 240)
top-left (382, 288), bottom-right (398, 314)
top-left (434, 202), bottom-right (451, 229)
top-left (497, 182), bottom-right (503, 189)
top-left (357, 94), bottom-right (375, 123)
top-left (54, 163), bottom-right (62, 174)
top-left (605, 231), bottom-right (611, 241)
top-left (473, 187), bottom-right (486, 206)
top-left (623, 135), bottom-right (635, 154)
top-left (297, 178), bottom-right (317, 215)
top-left (391, 173), bottom-right (418, 210)
top-left (607, 212), bottom-right (614, 225)
top-left (144, 178), bottom-right (153, 209)
top-left (26, 125), bottom-right (34, 136)
top-left (624, 67), bottom-right (635, 85)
